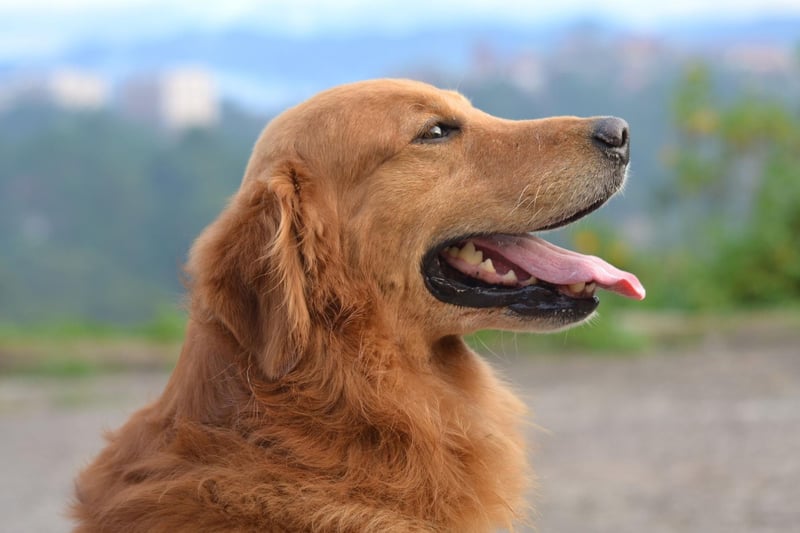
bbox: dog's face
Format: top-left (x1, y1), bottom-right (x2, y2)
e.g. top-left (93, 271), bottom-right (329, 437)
top-left (254, 80), bottom-right (642, 334)
top-left (196, 79), bottom-right (644, 376)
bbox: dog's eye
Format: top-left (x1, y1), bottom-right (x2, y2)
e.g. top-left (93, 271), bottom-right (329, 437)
top-left (424, 125), bottom-right (445, 138)
top-left (416, 123), bottom-right (458, 143)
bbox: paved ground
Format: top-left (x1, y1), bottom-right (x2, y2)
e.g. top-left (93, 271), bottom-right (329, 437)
top-left (1, 339), bottom-right (799, 532)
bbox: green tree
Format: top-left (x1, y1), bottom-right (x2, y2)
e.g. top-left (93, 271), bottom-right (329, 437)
top-left (670, 63), bottom-right (800, 307)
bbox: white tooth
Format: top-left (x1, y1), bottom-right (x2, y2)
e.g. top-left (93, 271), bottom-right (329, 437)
top-left (446, 246), bottom-right (460, 258)
top-left (458, 241), bottom-right (483, 265)
top-left (520, 275), bottom-right (538, 286)
top-left (585, 282), bottom-right (596, 294)
top-left (502, 270), bottom-right (518, 284)
top-left (568, 282), bottom-right (586, 294)
top-left (479, 258), bottom-right (496, 273)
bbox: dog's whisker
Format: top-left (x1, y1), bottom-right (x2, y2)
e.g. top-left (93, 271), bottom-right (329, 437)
top-left (508, 183), bottom-right (533, 218)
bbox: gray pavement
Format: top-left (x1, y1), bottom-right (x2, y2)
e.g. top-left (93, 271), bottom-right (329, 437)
top-left (1, 341), bottom-right (798, 532)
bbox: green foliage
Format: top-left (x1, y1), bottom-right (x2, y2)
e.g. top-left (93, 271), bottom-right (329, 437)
top-left (17, 357), bottom-right (101, 377)
top-left (0, 320), bottom-right (127, 341)
top-left (657, 62), bottom-right (800, 309)
top-left (0, 106), bottom-right (262, 324)
top-left (673, 63), bottom-right (715, 128)
top-left (0, 308), bottom-right (186, 343)
top-left (135, 308), bottom-right (187, 342)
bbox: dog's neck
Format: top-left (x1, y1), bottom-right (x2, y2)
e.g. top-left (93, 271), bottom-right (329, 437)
top-left (149, 308), bottom-right (528, 529)
top-left (158, 310), bottom-right (471, 424)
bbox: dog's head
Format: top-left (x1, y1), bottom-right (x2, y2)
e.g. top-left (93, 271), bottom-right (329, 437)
top-left (189, 79), bottom-right (644, 378)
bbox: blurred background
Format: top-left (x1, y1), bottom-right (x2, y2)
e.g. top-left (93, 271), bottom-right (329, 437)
top-left (1, 1), bottom-right (799, 532)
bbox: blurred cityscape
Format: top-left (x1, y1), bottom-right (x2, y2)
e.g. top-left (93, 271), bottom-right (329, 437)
top-left (0, 14), bottom-right (799, 327)
top-left (1, 67), bottom-right (218, 130)
top-left (1, 19), bottom-right (798, 122)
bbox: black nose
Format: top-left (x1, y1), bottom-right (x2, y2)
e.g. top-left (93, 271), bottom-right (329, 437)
top-left (592, 117), bottom-right (629, 164)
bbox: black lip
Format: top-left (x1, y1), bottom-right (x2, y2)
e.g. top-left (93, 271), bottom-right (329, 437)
top-left (422, 247), bottom-right (599, 320)
top-left (422, 188), bottom-right (613, 318)
top-left (420, 187), bottom-right (620, 321)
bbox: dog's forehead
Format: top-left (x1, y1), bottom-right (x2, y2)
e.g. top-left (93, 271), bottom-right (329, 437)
top-left (317, 79), bottom-right (473, 119)
top-left (248, 79), bottom-right (477, 184)
top-left (393, 87), bottom-right (469, 116)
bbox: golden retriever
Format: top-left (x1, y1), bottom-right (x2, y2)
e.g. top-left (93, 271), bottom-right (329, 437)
top-left (72, 79), bottom-right (644, 532)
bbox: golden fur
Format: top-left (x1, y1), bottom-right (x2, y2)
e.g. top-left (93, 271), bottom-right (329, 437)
top-left (73, 79), bottom-right (622, 531)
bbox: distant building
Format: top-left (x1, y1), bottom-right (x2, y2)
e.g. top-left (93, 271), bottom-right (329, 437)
top-left (617, 37), bottom-right (668, 92)
top-left (160, 68), bottom-right (218, 130)
top-left (464, 44), bottom-right (547, 94)
top-left (0, 68), bottom-right (108, 110)
top-left (48, 69), bottom-right (109, 109)
top-left (724, 45), bottom-right (795, 75)
top-left (508, 52), bottom-right (546, 93)
top-left (118, 67), bottom-right (219, 130)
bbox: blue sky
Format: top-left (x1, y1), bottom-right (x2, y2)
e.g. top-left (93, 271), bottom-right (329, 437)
top-left (2, 0), bottom-right (800, 60)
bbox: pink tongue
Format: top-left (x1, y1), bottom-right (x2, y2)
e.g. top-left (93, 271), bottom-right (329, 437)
top-left (472, 234), bottom-right (646, 300)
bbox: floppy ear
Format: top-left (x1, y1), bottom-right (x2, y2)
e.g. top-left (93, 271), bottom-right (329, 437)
top-left (187, 162), bottom-right (332, 380)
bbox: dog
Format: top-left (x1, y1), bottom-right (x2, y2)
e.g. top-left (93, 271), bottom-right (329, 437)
top-left (72, 79), bottom-right (644, 532)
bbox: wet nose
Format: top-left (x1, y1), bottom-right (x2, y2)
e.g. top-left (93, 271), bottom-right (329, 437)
top-left (592, 117), bottom-right (629, 164)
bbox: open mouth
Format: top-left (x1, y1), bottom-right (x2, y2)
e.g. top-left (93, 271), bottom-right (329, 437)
top-left (422, 225), bottom-right (645, 322)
